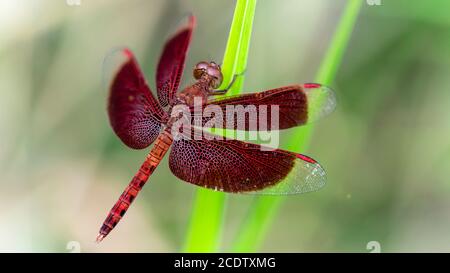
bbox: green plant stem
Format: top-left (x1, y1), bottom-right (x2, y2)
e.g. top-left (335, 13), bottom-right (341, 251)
top-left (183, 0), bottom-right (257, 252)
top-left (232, 0), bottom-right (363, 252)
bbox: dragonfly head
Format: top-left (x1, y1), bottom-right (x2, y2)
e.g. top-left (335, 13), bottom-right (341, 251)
top-left (193, 61), bottom-right (223, 89)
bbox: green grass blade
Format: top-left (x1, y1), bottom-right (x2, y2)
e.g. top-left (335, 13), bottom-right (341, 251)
top-left (227, 0), bottom-right (257, 95)
top-left (183, 189), bottom-right (227, 252)
top-left (219, 0), bottom-right (246, 92)
top-left (232, 0), bottom-right (363, 252)
top-left (315, 0), bottom-right (364, 84)
top-left (183, 0), bottom-right (257, 252)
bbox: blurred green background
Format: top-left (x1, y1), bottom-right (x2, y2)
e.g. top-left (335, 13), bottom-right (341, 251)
top-left (1, 0), bottom-right (450, 252)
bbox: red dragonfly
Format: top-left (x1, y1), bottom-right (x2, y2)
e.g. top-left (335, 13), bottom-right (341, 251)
top-left (97, 15), bottom-right (335, 242)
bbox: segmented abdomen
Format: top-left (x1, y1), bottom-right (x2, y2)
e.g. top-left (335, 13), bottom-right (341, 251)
top-left (98, 129), bottom-right (173, 239)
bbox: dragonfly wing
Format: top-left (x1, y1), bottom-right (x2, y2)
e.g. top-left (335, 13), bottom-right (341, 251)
top-left (105, 48), bottom-right (167, 149)
top-left (191, 84), bottom-right (336, 130)
top-left (156, 15), bottom-right (196, 107)
top-left (168, 129), bottom-right (326, 194)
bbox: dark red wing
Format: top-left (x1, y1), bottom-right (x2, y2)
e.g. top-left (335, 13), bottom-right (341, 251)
top-left (156, 15), bottom-right (196, 107)
top-left (190, 84), bottom-right (336, 131)
top-left (106, 48), bottom-right (168, 149)
top-left (168, 129), bottom-right (326, 194)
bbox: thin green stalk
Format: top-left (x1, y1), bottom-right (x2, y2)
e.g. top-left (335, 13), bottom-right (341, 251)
top-left (183, 0), bottom-right (257, 252)
top-left (232, 0), bottom-right (363, 252)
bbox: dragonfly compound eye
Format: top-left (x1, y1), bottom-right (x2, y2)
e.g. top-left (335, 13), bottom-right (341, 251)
top-left (206, 66), bottom-right (223, 89)
top-left (193, 61), bottom-right (209, 79)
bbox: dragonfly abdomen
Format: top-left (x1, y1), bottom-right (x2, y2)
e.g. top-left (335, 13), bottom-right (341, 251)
top-left (97, 129), bottom-right (173, 242)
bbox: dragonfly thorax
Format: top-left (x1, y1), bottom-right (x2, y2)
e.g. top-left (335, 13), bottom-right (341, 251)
top-left (173, 61), bottom-right (223, 107)
top-left (176, 79), bottom-right (210, 106)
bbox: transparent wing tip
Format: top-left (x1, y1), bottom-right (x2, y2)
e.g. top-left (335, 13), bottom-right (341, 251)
top-left (249, 154), bottom-right (327, 195)
top-left (302, 83), bottom-right (337, 122)
top-left (165, 14), bottom-right (196, 43)
top-left (102, 47), bottom-right (134, 90)
top-left (293, 154), bottom-right (327, 193)
top-left (178, 13), bottom-right (196, 30)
